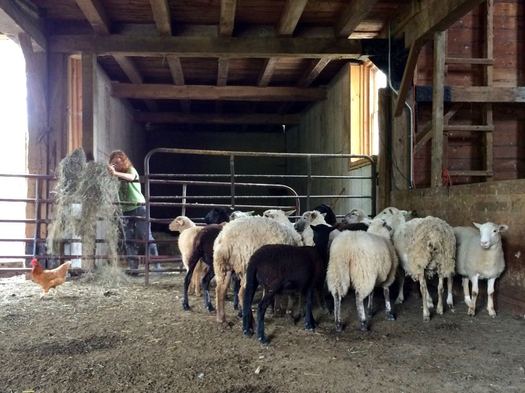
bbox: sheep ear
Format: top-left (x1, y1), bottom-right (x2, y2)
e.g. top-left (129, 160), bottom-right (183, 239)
top-left (285, 209), bottom-right (295, 216)
top-left (321, 212), bottom-right (326, 218)
top-left (499, 224), bottom-right (508, 233)
top-left (473, 222), bottom-right (482, 229)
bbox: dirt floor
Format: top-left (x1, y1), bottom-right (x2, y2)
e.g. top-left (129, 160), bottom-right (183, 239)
top-left (0, 272), bottom-right (524, 393)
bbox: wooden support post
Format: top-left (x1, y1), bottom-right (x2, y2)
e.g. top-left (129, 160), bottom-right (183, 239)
top-left (431, 31), bottom-right (446, 188)
top-left (394, 39), bottom-right (424, 116)
top-left (81, 53), bottom-right (95, 160)
top-left (483, 0), bottom-right (494, 180)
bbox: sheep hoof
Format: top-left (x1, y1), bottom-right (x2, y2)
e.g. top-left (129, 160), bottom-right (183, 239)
top-left (436, 307), bottom-right (444, 315)
top-left (335, 323), bottom-right (344, 333)
top-left (489, 311), bottom-right (497, 318)
top-left (385, 312), bottom-right (396, 321)
top-left (233, 303), bottom-right (239, 311)
top-left (449, 306), bottom-right (455, 313)
top-left (467, 308), bottom-right (475, 317)
top-left (237, 309), bottom-right (243, 319)
top-left (243, 329), bottom-right (254, 337)
top-left (359, 321), bottom-right (369, 332)
top-left (422, 315), bottom-right (430, 322)
top-left (182, 302), bottom-right (191, 311)
top-left (258, 336), bottom-right (270, 345)
top-left (206, 304), bottom-right (215, 313)
top-left (304, 323), bottom-right (315, 331)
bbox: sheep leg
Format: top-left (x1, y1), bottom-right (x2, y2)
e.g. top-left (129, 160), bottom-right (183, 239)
top-left (237, 276), bottom-right (246, 318)
top-left (446, 274), bottom-right (455, 312)
top-left (468, 275), bottom-right (479, 317)
top-left (436, 275), bottom-right (444, 315)
top-left (418, 275), bottom-right (430, 322)
top-left (487, 278), bottom-right (496, 318)
top-left (356, 293), bottom-right (369, 331)
top-left (215, 270), bottom-right (232, 323)
top-left (426, 286), bottom-right (434, 309)
top-left (462, 277), bottom-right (471, 306)
top-left (304, 288), bottom-right (316, 331)
top-left (232, 274), bottom-right (240, 310)
top-left (201, 267), bottom-right (215, 312)
top-left (257, 291), bottom-right (275, 344)
top-left (333, 293), bottom-right (343, 332)
top-left (182, 258), bottom-right (199, 311)
top-left (395, 274), bottom-right (405, 305)
top-left (383, 287), bottom-right (396, 320)
top-left (366, 291), bottom-right (375, 318)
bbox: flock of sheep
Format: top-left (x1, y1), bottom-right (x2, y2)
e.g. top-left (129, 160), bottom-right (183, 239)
top-left (168, 205), bottom-right (508, 344)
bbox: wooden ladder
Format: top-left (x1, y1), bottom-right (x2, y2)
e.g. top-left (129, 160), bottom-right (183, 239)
top-left (444, 0), bottom-right (494, 180)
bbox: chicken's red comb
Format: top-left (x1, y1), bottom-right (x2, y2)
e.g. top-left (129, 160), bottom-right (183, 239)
top-left (30, 258), bottom-right (38, 266)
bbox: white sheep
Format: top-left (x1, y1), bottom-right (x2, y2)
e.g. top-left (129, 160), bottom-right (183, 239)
top-left (262, 209), bottom-right (303, 246)
top-left (343, 208), bottom-right (372, 225)
top-left (326, 217), bottom-right (398, 332)
top-left (229, 210), bottom-right (255, 220)
top-left (168, 216), bottom-right (208, 296)
top-left (213, 215), bottom-right (301, 323)
top-left (376, 207), bottom-right (456, 321)
top-left (295, 210), bottom-right (331, 246)
top-left (453, 222), bottom-right (508, 317)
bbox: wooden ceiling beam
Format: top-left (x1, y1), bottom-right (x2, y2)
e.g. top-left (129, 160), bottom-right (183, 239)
top-left (166, 55), bottom-right (190, 112)
top-left (149, 0), bottom-right (172, 36)
top-left (392, 0), bottom-right (485, 47)
top-left (136, 112), bottom-right (301, 125)
top-left (74, 0), bottom-right (110, 34)
top-left (277, 0), bottom-right (308, 36)
top-left (49, 35), bottom-right (363, 59)
top-left (219, 0), bottom-right (237, 36)
top-left (217, 58), bottom-right (229, 86)
top-left (297, 58), bottom-right (331, 87)
top-left (112, 84), bottom-right (326, 102)
top-left (336, 0), bottom-right (379, 38)
top-left (257, 58), bottom-right (278, 87)
top-left (0, 0), bottom-right (47, 50)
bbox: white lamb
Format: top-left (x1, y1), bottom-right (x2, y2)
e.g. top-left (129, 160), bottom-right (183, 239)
top-left (262, 209), bottom-right (303, 246)
top-left (229, 210), bottom-right (255, 220)
top-left (326, 217), bottom-right (398, 332)
top-left (343, 208), bottom-right (372, 225)
top-left (376, 207), bottom-right (456, 321)
top-left (213, 215), bottom-right (301, 323)
top-left (168, 216), bottom-right (208, 296)
top-left (294, 210), bottom-right (331, 246)
top-left (454, 222), bottom-right (508, 317)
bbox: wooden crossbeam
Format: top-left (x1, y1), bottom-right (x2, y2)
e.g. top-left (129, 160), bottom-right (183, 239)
top-left (111, 84), bottom-right (326, 102)
top-left (49, 35), bottom-right (363, 59)
top-left (135, 112), bottom-right (301, 125)
top-left (0, 0), bottom-right (47, 50)
top-left (258, 58), bottom-right (278, 87)
top-left (394, 39), bottom-right (424, 116)
top-left (277, 0), bottom-right (308, 36)
top-left (448, 170), bottom-right (494, 177)
top-left (166, 55), bottom-right (190, 112)
top-left (297, 58), bottom-right (331, 87)
top-left (414, 104), bottom-right (462, 152)
top-left (217, 58), bottom-right (229, 86)
top-left (451, 87), bottom-right (525, 102)
top-left (74, 0), bottom-right (110, 34)
top-left (149, 0), bottom-right (171, 36)
top-left (394, 0), bottom-right (485, 47)
top-left (336, 0), bottom-right (379, 37)
top-left (444, 124), bottom-right (494, 132)
top-left (219, 0), bottom-right (237, 36)
top-left (445, 57), bottom-right (493, 65)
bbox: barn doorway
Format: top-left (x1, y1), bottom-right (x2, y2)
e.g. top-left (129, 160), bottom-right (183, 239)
top-left (0, 37), bottom-right (28, 262)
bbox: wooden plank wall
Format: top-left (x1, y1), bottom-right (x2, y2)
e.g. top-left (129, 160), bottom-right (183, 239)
top-left (413, 0), bottom-right (524, 187)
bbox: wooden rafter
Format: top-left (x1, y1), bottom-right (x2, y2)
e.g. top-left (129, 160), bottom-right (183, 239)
top-left (393, 0), bottom-right (485, 47)
top-left (0, 0), bottom-right (47, 50)
top-left (217, 58), bottom-right (229, 86)
top-left (74, 0), bottom-right (110, 34)
top-left (111, 84), bottom-right (326, 102)
top-left (166, 55), bottom-right (191, 112)
top-left (113, 55), bottom-right (158, 111)
top-left (258, 58), bottom-right (277, 87)
top-left (394, 39), bottom-right (424, 116)
top-left (219, 0), bottom-right (237, 36)
top-left (336, 0), bottom-right (379, 37)
top-left (149, 0), bottom-right (171, 36)
top-left (49, 35), bottom-right (363, 59)
top-left (297, 58), bottom-right (331, 87)
top-left (277, 0), bottom-right (308, 36)
top-left (135, 112), bottom-right (301, 125)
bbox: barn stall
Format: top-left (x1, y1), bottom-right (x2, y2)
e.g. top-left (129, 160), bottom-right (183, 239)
top-left (0, 0), bottom-right (524, 392)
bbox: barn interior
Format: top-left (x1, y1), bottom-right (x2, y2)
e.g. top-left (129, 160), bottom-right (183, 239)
top-left (0, 0), bottom-right (524, 391)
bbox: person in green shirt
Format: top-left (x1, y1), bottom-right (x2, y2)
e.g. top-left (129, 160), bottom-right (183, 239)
top-left (108, 150), bottom-right (159, 273)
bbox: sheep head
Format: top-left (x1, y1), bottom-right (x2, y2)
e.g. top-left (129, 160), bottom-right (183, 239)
top-left (473, 222), bottom-right (508, 249)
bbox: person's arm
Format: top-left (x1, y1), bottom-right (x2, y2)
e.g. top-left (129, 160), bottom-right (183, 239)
top-left (108, 165), bottom-right (138, 182)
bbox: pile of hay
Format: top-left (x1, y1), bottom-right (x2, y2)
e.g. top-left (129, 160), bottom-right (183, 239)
top-left (47, 148), bottom-right (126, 282)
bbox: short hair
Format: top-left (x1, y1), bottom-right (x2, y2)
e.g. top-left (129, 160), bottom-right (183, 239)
top-left (109, 150), bottom-right (133, 172)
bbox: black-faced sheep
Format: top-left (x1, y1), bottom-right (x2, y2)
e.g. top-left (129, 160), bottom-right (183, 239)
top-left (204, 207), bottom-right (231, 224)
top-left (454, 222), bottom-right (508, 317)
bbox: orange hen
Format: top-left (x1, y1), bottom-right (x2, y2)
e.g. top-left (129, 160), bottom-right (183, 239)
top-left (30, 258), bottom-right (71, 298)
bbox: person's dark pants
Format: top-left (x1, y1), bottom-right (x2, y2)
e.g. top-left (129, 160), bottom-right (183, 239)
top-left (122, 206), bottom-right (158, 270)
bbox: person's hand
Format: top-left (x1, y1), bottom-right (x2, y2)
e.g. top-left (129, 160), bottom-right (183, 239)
top-left (108, 164), bottom-right (116, 176)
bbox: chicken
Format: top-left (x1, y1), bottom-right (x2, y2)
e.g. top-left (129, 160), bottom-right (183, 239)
top-left (30, 258), bottom-right (71, 298)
